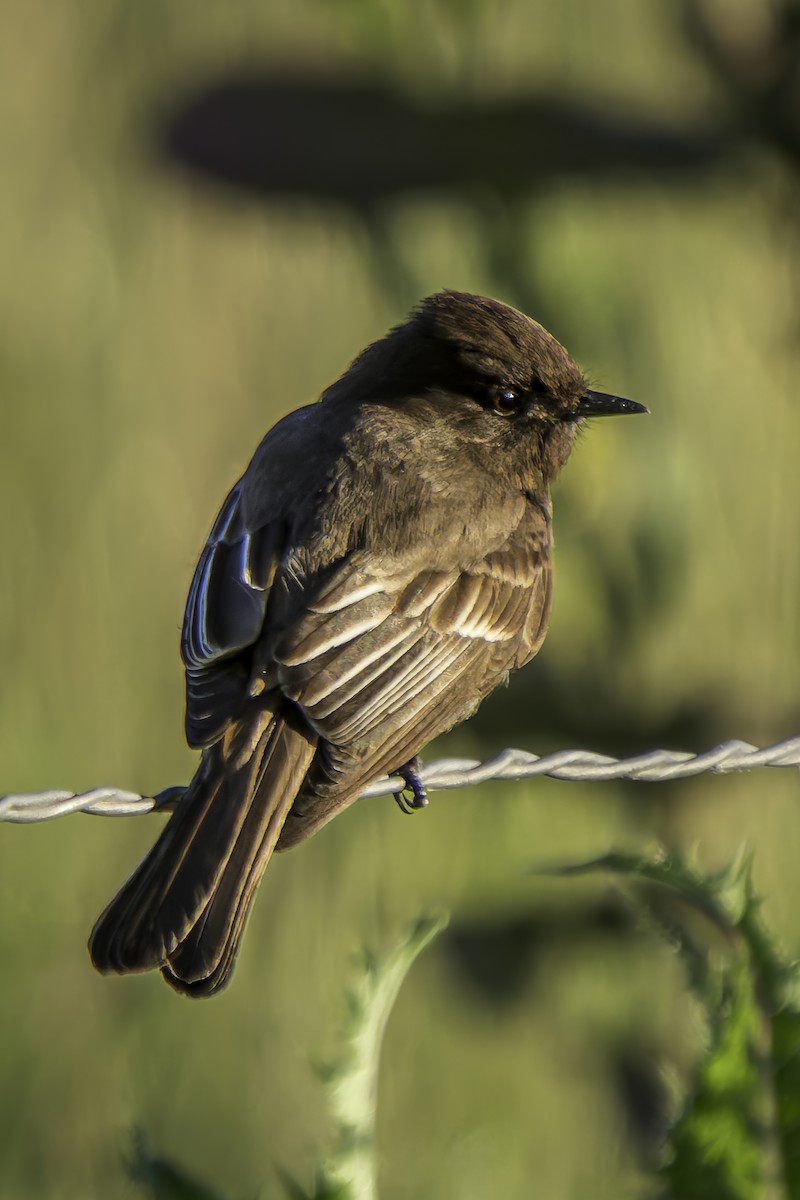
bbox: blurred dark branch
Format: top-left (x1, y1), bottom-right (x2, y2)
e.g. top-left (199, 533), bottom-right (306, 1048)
top-left (157, 72), bottom-right (731, 211)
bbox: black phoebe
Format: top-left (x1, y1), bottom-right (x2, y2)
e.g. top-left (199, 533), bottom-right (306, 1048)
top-left (89, 290), bottom-right (646, 997)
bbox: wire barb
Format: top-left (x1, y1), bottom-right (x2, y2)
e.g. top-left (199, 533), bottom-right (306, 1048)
top-left (1, 737), bottom-right (798, 824)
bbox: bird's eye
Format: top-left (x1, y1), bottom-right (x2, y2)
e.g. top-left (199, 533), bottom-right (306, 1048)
top-left (492, 388), bottom-right (523, 417)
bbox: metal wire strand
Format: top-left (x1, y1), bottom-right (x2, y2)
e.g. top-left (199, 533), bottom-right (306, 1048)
top-left (1, 736), bottom-right (798, 825)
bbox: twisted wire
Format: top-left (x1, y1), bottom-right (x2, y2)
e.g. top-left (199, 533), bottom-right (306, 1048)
top-left (1, 736), bottom-right (798, 824)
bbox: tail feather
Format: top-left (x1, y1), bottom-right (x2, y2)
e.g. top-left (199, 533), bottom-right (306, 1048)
top-left (162, 721), bottom-right (316, 994)
top-left (89, 704), bottom-right (317, 996)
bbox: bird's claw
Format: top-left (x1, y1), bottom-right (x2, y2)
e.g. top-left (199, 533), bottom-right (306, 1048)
top-left (393, 758), bottom-right (428, 814)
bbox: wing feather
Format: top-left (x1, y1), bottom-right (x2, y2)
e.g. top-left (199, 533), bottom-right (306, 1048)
top-left (396, 570), bottom-right (459, 617)
top-left (274, 592), bottom-right (397, 666)
top-left (274, 501), bottom-right (552, 754)
top-left (179, 465), bottom-right (551, 777)
top-left (427, 572), bottom-right (488, 632)
top-left (297, 625), bottom-right (421, 710)
top-left (311, 637), bottom-right (470, 745)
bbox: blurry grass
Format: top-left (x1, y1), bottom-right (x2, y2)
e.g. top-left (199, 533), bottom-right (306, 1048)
top-left (1, 0), bottom-right (800, 1197)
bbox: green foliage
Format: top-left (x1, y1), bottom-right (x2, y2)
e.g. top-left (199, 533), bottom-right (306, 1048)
top-left (663, 953), bottom-right (764, 1200)
top-left (548, 851), bottom-right (800, 1199)
top-left (773, 1007), bottom-right (800, 1197)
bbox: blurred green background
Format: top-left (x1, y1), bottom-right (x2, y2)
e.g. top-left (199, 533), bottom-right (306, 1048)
top-left (1, 0), bottom-right (799, 1196)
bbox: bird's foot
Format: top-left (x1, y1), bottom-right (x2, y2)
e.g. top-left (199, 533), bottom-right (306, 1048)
top-left (393, 757), bottom-right (428, 814)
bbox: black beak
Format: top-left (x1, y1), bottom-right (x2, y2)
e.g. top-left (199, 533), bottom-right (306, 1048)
top-left (577, 390), bottom-right (648, 418)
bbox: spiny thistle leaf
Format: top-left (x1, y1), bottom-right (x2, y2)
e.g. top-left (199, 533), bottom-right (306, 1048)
top-left (539, 848), bottom-right (800, 1200)
top-left (659, 954), bottom-right (765, 1200)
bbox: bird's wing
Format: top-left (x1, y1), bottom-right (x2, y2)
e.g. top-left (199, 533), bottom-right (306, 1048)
top-left (274, 497), bottom-right (552, 752)
top-left (181, 482), bottom-right (284, 747)
top-left (182, 454), bottom-right (551, 774)
top-left (271, 497), bottom-right (552, 847)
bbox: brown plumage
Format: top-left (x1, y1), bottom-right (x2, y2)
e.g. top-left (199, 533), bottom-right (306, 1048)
top-left (89, 290), bottom-right (645, 997)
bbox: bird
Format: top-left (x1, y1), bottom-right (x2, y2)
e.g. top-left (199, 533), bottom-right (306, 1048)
top-left (89, 289), bottom-right (646, 997)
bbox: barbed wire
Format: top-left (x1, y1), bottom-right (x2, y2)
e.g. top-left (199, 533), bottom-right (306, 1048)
top-left (1, 736), bottom-right (798, 825)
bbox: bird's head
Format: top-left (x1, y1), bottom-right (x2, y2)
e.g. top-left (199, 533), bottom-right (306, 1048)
top-left (327, 289), bottom-right (646, 482)
top-left (411, 289), bottom-right (644, 423)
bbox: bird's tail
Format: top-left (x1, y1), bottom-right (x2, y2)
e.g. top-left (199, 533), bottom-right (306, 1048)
top-left (89, 704), bottom-right (317, 997)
